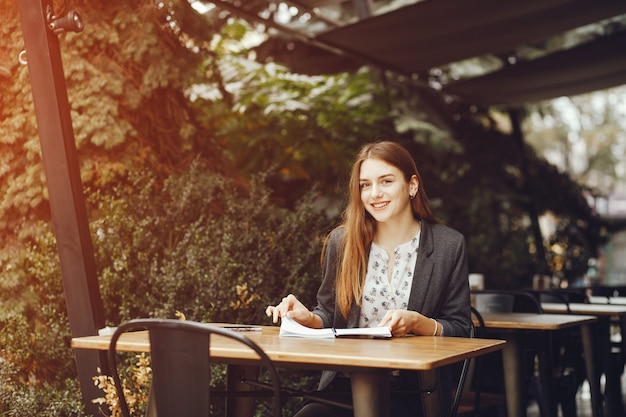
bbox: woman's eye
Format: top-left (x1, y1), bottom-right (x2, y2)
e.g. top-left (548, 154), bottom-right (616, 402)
top-left (360, 183), bottom-right (370, 190)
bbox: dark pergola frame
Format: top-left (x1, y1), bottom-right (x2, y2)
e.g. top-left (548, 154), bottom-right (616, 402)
top-left (17, 1), bottom-right (106, 415)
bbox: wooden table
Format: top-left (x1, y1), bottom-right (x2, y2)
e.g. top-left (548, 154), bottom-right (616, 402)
top-left (542, 302), bottom-right (626, 417)
top-left (543, 302), bottom-right (626, 317)
top-left (73, 325), bottom-right (505, 417)
top-left (607, 297), bottom-right (626, 305)
top-left (475, 312), bottom-right (599, 417)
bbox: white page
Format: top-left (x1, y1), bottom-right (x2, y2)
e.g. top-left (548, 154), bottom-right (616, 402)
top-left (279, 316), bottom-right (335, 338)
top-left (279, 317), bottom-right (391, 339)
top-left (335, 326), bottom-right (391, 338)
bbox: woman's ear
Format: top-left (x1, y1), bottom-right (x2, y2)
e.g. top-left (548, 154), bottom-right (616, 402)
top-left (409, 175), bottom-right (419, 196)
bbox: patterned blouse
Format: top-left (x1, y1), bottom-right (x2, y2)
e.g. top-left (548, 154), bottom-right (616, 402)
top-left (359, 230), bottom-right (421, 328)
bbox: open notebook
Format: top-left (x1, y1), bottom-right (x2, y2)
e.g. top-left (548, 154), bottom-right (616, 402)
top-left (279, 316), bottom-right (391, 339)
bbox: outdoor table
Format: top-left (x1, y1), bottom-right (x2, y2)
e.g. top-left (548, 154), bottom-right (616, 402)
top-left (542, 302), bottom-right (626, 417)
top-left (72, 324), bottom-right (505, 417)
top-left (590, 296), bottom-right (626, 305)
top-left (475, 312), bottom-right (599, 417)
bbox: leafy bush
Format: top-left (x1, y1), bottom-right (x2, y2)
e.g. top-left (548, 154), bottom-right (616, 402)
top-left (0, 220), bottom-right (89, 416)
top-left (0, 315), bottom-right (86, 417)
top-left (1, 160), bottom-right (330, 415)
top-left (91, 159), bottom-right (330, 324)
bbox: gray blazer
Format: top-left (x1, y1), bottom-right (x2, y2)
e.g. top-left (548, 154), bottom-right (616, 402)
top-left (312, 220), bottom-right (471, 391)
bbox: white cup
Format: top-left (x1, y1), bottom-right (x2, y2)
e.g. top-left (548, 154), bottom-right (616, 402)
top-left (469, 273), bottom-right (485, 290)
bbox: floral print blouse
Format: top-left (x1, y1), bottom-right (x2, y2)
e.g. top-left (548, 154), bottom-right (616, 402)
top-left (359, 230), bottom-right (421, 328)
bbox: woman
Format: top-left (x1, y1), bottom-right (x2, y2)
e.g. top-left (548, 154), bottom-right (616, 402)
top-left (266, 140), bottom-right (471, 417)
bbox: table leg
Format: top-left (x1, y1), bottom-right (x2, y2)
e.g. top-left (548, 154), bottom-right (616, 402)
top-left (226, 365), bottom-right (258, 417)
top-left (581, 323), bottom-right (603, 417)
top-left (351, 371), bottom-right (390, 417)
top-left (417, 369), bottom-right (444, 417)
top-left (502, 333), bottom-right (526, 417)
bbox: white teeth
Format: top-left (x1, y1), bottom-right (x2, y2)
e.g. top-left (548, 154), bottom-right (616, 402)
top-left (372, 202), bottom-right (388, 208)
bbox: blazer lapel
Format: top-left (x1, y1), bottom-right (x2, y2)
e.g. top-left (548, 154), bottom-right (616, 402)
top-left (408, 221), bottom-right (435, 312)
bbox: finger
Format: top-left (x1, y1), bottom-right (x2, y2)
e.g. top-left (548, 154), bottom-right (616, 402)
top-left (274, 308), bottom-right (286, 323)
top-left (278, 296), bottom-right (290, 313)
top-left (388, 311), bottom-right (403, 329)
top-left (272, 306), bottom-right (282, 323)
top-left (379, 311), bottom-right (393, 328)
top-left (284, 294), bottom-right (298, 310)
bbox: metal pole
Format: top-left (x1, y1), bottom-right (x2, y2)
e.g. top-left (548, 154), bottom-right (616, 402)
top-left (16, 1), bottom-right (107, 415)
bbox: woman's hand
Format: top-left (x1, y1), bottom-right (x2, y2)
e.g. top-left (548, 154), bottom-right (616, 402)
top-left (379, 309), bottom-right (436, 336)
top-left (265, 294), bottom-right (321, 328)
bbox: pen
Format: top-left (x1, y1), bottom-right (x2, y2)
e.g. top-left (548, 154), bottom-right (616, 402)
top-left (223, 326), bottom-right (263, 332)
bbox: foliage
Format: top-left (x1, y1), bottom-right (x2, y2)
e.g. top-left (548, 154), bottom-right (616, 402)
top-left (190, 21), bottom-right (393, 209)
top-left (1, 161), bottom-right (329, 416)
top-left (524, 87), bottom-right (626, 196)
top-left (91, 160), bottom-right (330, 325)
top-left (391, 101), bottom-right (611, 288)
top-left (0, 315), bottom-right (86, 417)
top-left (92, 354), bottom-right (151, 417)
top-left (546, 218), bottom-right (596, 284)
top-left (0, 221), bottom-right (87, 415)
top-left (0, 0), bottom-right (227, 244)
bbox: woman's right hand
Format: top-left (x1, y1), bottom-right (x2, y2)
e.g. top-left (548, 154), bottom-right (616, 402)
top-left (265, 294), bottom-right (321, 328)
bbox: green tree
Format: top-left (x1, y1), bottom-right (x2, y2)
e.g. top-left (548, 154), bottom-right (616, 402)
top-left (1, 0), bottom-right (234, 319)
top-left (524, 87), bottom-right (626, 196)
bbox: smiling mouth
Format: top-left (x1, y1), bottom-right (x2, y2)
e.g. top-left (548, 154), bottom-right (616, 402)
top-left (372, 202), bottom-right (389, 209)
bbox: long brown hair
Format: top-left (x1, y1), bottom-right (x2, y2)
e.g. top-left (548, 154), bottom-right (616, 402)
top-left (326, 141), bottom-right (440, 318)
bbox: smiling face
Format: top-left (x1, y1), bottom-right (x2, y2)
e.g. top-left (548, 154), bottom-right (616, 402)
top-left (359, 158), bottom-right (418, 225)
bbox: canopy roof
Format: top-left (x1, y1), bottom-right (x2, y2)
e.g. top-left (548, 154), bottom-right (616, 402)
top-left (216, 0), bottom-right (626, 106)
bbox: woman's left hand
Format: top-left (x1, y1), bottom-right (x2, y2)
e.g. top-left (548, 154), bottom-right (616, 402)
top-left (378, 309), bottom-right (422, 336)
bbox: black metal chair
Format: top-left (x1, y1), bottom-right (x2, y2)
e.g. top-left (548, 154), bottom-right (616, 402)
top-left (474, 289), bottom-right (586, 417)
top-left (108, 318), bottom-right (282, 417)
top-left (449, 319), bottom-right (476, 417)
top-left (457, 306), bottom-right (507, 417)
top-left (473, 289), bottom-right (544, 314)
top-left (473, 289), bottom-right (550, 416)
top-left (530, 288), bottom-right (588, 312)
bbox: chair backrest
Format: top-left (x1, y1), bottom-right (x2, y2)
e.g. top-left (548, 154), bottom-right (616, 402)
top-left (470, 306), bottom-right (485, 338)
top-left (450, 319), bottom-right (476, 417)
top-left (473, 290), bottom-right (543, 314)
top-left (474, 292), bottom-right (514, 313)
top-left (536, 290), bottom-right (572, 313)
top-left (511, 291), bottom-right (543, 313)
top-left (588, 285), bottom-right (626, 298)
top-left (108, 319), bottom-right (282, 417)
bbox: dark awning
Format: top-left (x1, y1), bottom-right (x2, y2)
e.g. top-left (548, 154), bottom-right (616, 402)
top-left (314, 0), bottom-right (626, 74)
top-left (250, 0), bottom-right (626, 106)
top-left (443, 29), bottom-right (626, 106)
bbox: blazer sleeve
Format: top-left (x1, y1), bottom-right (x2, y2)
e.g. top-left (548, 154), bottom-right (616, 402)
top-left (312, 228), bottom-right (344, 329)
top-left (436, 230), bottom-right (471, 337)
top-left (419, 223), bottom-right (471, 338)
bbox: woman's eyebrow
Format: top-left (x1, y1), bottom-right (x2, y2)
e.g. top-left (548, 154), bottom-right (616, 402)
top-left (360, 173), bottom-right (395, 181)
